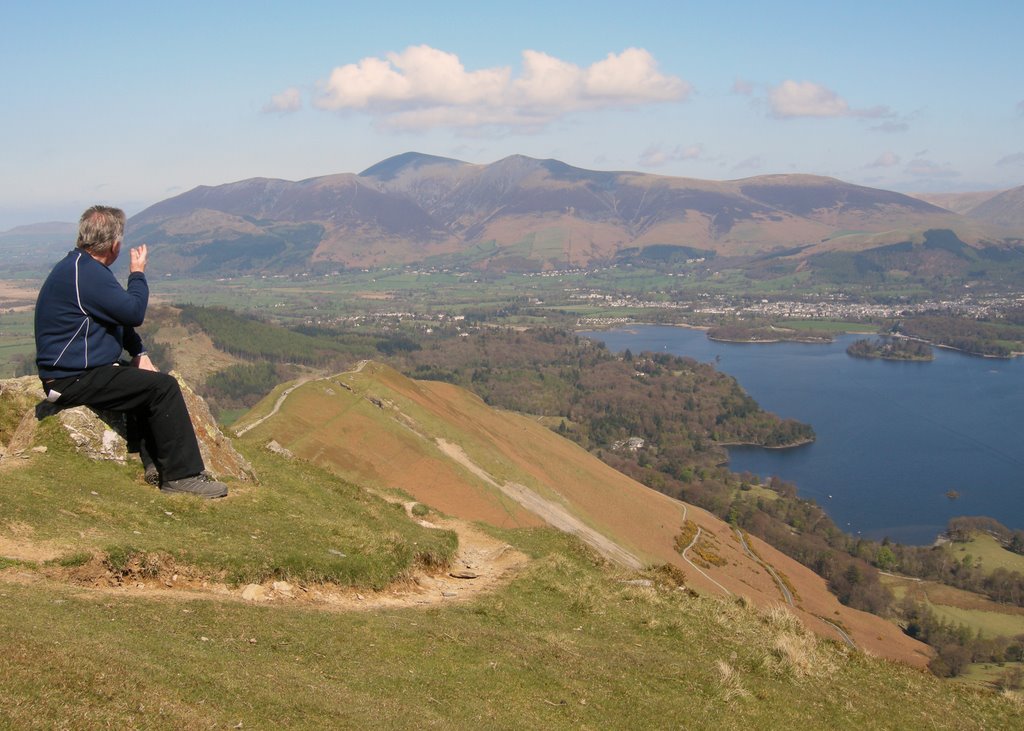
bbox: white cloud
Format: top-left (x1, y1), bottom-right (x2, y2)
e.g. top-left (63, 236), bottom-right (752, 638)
top-left (314, 45), bottom-right (690, 130)
top-left (996, 152), bottom-right (1024, 167)
top-left (768, 80), bottom-right (892, 120)
top-left (868, 151), bottom-right (901, 168)
top-left (639, 143), bottom-right (705, 168)
top-left (513, 50), bottom-right (583, 107)
top-left (1017, 100), bottom-right (1024, 116)
top-left (583, 48), bottom-right (689, 102)
top-left (769, 81), bottom-right (849, 118)
top-left (905, 159), bottom-right (960, 178)
top-left (263, 87), bottom-right (302, 113)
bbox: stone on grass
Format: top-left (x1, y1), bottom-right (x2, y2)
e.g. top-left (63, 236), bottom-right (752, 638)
top-left (241, 584), bottom-right (269, 602)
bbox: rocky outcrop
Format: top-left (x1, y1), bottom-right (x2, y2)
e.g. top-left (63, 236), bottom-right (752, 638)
top-left (0, 374), bottom-right (254, 481)
top-left (173, 373), bottom-right (255, 481)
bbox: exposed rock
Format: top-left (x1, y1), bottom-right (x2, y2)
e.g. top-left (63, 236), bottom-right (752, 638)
top-left (53, 403), bottom-right (131, 463)
top-left (173, 372), bottom-right (255, 481)
top-left (241, 584), bottom-right (268, 602)
top-left (271, 580), bottom-right (294, 597)
top-left (0, 373), bottom-right (255, 482)
top-left (449, 570), bottom-right (479, 579)
top-left (2, 378), bottom-right (54, 461)
top-left (265, 440), bottom-right (294, 459)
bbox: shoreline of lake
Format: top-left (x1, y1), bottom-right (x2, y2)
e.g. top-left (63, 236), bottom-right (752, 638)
top-left (581, 319), bottom-right (1023, 359)
top-left (579, 324), bottom-right (1024, 546)
top-left (716, 437), bottom-right (816, 450)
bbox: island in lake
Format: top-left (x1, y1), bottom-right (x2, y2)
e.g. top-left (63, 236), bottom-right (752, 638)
top-left (846, 337), bottom-right (934, 361)
top-left (707, 323), bottom-right (832, 344)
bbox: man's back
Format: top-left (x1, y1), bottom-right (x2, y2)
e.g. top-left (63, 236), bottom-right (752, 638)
top-left (35, 249), bottom-right (148, 379)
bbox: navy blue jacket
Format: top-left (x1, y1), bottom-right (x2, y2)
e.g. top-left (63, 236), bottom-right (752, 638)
top-left (35, 249), bottom-right (149, 379)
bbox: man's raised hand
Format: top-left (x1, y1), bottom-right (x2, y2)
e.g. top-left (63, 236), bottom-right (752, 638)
top-left (130, 244), bottom-right (148, 273)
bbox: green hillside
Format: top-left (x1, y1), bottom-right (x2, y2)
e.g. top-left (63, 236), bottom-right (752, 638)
top-left (1, 380), bottom-right (1021, 728)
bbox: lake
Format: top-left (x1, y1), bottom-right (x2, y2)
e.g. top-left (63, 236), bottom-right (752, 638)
top-left (579, 325), bottom-right (1024, 545)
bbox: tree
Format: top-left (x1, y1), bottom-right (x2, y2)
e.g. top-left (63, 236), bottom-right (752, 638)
top-left (875, 545), bottom-right (897, 571)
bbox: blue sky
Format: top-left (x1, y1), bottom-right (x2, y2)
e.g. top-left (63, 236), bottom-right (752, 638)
top-left (2, 0), bottom-right (1022, 230)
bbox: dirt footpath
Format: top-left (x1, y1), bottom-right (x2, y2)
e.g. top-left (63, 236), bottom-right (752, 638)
top-left (0, 506), bottom-right (529, 613)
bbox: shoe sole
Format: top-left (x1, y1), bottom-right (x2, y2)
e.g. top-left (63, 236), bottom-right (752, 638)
top-left (159, 485), bottom-right (228, 499)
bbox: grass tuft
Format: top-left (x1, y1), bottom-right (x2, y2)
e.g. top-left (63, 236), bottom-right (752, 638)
top-left (50, 551), bottom-right (92, 569)
top-left (716, 659), bottom-right (752, 702)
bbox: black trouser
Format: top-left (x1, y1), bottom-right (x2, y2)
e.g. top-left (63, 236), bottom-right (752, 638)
top-left (45, 365), bottom-right (204, 482)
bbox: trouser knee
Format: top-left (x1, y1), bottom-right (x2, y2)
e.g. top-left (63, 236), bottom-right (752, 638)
top-left (151, 372), bottom-right (182, 400)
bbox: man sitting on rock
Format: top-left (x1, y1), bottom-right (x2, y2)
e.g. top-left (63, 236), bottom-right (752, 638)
top-left (34, 205), bottom-right (227, 498)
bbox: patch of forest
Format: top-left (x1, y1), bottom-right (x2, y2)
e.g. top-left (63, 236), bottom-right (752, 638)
top-left (706, 321), bottom-right (833, 344)
top-left (846, 337), bottom-right (934, 361)
top-left (399, 328), bottom-right (815, 458)
top-left (895, 313), bottom-right (1024, 358)
top-left (178, 305), bottom-right (359, 366)
top-left (174, 305), bottom-right (425, 413)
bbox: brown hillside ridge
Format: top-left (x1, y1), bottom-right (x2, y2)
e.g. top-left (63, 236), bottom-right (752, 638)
top-left (966, 184), bottom-right (1024, 229)
top-left (233, 361), bottom-right (932, 668)
top-left (908, 190), bottom-right (1004, 215)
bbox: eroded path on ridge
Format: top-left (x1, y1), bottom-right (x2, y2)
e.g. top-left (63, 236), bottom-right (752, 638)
top-left (0, 505), bottom-right (530, 613)
top-left (233, 377), bottom-right (313, 436)
top-left (435, 439), bottom-right (644, 570)
top-left (233, 360), bottom-right (369, 437)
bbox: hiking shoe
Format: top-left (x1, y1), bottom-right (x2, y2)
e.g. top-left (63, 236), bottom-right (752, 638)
top-left (160, 474), bottom-right (228, 499)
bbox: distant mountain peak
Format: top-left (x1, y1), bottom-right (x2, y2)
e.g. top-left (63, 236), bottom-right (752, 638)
top-left (359, 151), bottom-right (469, 180)
top-left (0, 221), bottom-right (76, 236)
top-left (966, 184), bottom-right (1024, 229)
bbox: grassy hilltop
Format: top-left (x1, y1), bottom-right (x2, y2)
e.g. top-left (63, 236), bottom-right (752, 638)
top-left (1, 369), bottom-right (1021, 728)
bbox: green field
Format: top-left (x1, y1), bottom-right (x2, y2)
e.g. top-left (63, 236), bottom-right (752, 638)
top-left (951, 534), bottom-right (1024, 574)
top-left (0, 310), bottom-right (34, 377)
top-left (957, 662), bottom-right (1024, 696)
top-left (926, 604), bottom-right (1024, 639)
top-left (881, 573), bottom-right (1024, 641)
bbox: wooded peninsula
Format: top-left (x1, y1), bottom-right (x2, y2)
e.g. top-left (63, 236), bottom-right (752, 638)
top-left (846, 337), bottom-right (934, 361)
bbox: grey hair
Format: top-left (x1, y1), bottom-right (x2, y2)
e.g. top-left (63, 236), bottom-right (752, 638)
top-left (76, 205), bottom-right (126, 253)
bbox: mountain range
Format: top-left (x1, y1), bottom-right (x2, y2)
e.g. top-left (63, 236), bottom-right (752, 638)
top-left (121, 152), bottom-right (1024, 275)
